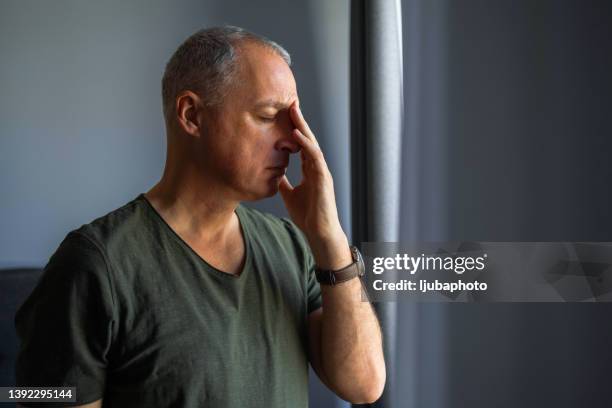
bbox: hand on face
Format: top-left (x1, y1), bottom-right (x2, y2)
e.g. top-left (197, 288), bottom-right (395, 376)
top-left (278, 101), bottom-right (347, 248)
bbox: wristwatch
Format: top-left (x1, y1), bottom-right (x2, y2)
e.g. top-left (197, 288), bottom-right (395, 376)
top-left (315, 245), bottom-right (365, 285)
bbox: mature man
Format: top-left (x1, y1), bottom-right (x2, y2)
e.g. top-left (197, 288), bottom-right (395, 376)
top-left (15, 26), bottom-right (385, 407)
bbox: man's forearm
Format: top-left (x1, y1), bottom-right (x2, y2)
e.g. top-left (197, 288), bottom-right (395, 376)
top-left (279, 99), bottom-right (385, 401)
top-left (311, 235), bottom-right (386, 404)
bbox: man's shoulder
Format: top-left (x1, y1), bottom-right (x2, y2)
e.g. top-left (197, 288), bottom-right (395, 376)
top-left (68, 193), bottom-right (149, 252)
top-left (30, 196), bottom-right (146, 306)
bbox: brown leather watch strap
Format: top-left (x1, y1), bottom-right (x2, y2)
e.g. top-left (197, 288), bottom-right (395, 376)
top-left (315, 246), bottom-right (365, 285)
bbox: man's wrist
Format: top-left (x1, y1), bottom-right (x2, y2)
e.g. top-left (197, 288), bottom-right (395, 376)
top-left (308, 231), bottom-right (353, 271)
top-left (315, 246), bottom-right (365, 286)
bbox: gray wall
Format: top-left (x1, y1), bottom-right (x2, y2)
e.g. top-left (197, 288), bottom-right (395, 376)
top-left (0, 1), bottom-right (349, 406)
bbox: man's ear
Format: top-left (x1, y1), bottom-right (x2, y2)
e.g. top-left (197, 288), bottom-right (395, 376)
top-left (175, 90), bottom-right (205, 137)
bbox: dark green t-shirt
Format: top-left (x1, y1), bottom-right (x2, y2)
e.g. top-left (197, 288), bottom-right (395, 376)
top-left (15, 193), bottom-right (323, 407)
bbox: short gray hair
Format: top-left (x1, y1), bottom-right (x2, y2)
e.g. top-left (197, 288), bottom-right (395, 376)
top-left (161, 25), bottom-right (291, 123)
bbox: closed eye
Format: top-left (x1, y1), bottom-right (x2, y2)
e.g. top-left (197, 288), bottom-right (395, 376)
top-left (259, 116), bottom-right (276, 123)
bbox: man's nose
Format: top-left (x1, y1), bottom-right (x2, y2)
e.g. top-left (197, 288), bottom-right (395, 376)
top-left (275, 134), bottom-right (301, 154)
top-left (274, 109), bottom-right (301, 153)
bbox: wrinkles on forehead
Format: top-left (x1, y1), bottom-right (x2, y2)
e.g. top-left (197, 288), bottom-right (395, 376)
top-left (253, 95), bottom-right (296, 111)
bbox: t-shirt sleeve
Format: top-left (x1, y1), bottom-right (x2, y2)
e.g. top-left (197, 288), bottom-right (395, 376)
top-left (14, 230), bottom-right (116, 406)
top-left (281, 218), bottom-right (322, 314)
top-left (303, 243), bottom-right (323, 314)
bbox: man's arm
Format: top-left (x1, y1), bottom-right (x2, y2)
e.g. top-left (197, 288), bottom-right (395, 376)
top-left (306, 238), bottom-right (385, 404)
top-left (278, 101), bottom-right (386, 403)
top-left (14, 232), bottom-right (113, 406)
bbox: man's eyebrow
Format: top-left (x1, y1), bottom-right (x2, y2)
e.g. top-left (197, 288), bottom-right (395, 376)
top-left (253, 99), bottom-right (291, 110)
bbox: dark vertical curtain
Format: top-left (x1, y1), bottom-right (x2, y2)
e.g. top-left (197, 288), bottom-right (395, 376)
top-left (350, 0), bottom-right (404, 407)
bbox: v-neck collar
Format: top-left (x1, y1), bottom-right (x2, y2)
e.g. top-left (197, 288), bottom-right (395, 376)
top-left (138, 193), bottom-right (252, 281)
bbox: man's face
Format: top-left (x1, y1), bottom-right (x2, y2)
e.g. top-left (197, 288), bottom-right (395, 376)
top-left (198, 42), bottom-right (300, 201)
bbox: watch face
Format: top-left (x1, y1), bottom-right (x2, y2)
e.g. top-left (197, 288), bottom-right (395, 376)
top-left (351, 246), bottom-right (365, 276)
top-left (350, 246), bottom-right (361, 262)
top-left (358, 258), bottom-right (365, 276)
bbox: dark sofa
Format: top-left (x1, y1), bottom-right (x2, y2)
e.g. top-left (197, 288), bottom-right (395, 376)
top-left (0, 268), bottom-right (42, 386)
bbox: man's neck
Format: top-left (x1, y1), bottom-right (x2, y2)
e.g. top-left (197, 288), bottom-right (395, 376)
top-left (144, 169), bottom-right (240, 245)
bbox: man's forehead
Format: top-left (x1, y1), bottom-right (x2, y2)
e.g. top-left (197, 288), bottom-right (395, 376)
top-left (246, 72), bottom-right (297, 110)
top-left (235, 43), bottom-right (297, 109)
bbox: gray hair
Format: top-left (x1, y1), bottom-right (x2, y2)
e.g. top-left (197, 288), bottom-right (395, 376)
top-left (161, 25), bottom-right (291, 123)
